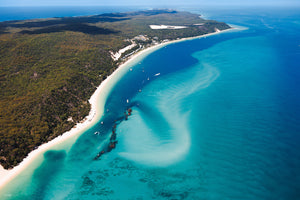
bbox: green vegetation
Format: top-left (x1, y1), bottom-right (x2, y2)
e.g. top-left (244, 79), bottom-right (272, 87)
top-left (0, 10), bottom-right (230, 169)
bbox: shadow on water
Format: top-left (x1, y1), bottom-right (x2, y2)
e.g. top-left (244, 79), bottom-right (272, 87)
top-left (29, 151), bottom-right (66, 200)
top-left (134, 100), bottom-right (171, 134)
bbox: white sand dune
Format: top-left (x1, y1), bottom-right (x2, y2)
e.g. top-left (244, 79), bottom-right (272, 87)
top-left (150, 25), bottom-right (187, 29)
top-left (110, 43), bottom-right (137, 61)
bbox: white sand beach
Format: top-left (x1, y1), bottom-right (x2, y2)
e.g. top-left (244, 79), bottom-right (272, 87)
top-left (0, 27), bottom-right (235, 190)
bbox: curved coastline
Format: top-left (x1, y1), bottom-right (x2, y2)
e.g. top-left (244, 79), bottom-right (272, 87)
top-left (0, 27), bottom-right (235, 190)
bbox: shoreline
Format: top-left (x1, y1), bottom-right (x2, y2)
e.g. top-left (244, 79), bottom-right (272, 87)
top-left (0, 27), bottom-right (235, 190)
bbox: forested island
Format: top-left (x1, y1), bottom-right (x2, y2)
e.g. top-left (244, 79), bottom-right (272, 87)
top-left (0, 10), bottom-right (230, 169)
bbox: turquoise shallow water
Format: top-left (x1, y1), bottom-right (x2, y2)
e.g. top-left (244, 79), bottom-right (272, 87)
top-left (1, 7), bottom-right (300, 200)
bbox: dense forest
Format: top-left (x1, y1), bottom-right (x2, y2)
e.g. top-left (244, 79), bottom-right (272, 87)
top-left (0, 10), bottom-right (230, 169)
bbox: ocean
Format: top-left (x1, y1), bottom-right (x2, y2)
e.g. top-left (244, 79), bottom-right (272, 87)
top-left (0, 6), bottom-right (300, 200)
top-left (0, 6), bottom-right (146, 22)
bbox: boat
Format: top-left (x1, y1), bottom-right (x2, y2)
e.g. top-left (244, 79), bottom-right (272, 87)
top-left (154, 73), bottom-right (160, 76)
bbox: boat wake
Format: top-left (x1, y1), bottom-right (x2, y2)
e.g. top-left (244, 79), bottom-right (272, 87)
top-left (117, 59), bottom-right (220, 167)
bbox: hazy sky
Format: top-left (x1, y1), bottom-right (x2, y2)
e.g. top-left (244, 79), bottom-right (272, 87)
top-left (1, 0), bottom-right (299, 7)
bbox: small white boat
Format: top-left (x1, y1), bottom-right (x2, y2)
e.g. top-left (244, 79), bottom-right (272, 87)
top-left (127, 99), bottom-right (129, 103)
top-left (154, 73), bottom-right (160, 76)
top-left (101, 121), bottom-right (104, 125)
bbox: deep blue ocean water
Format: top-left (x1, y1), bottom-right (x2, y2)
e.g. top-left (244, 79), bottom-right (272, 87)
top-left (0, 6), bottom-right (147, 22)
top-left (0, 6), bottom-right (300, 200)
